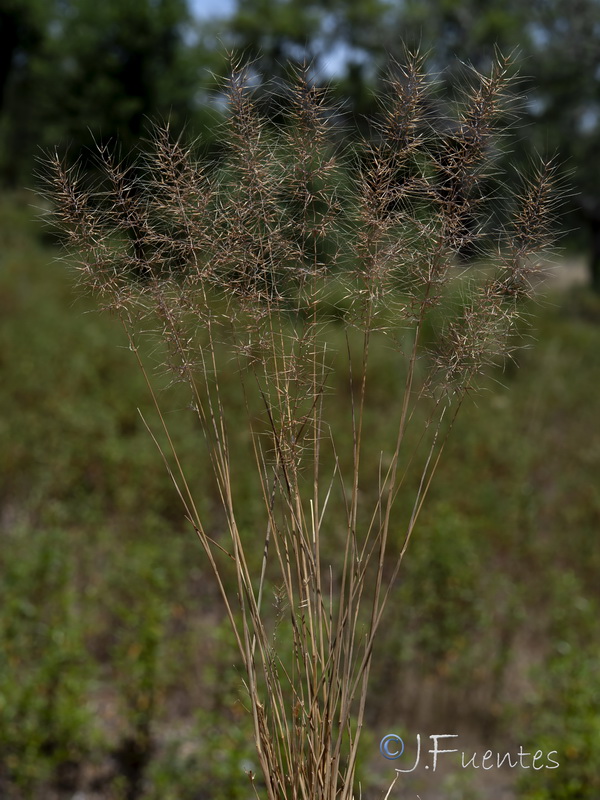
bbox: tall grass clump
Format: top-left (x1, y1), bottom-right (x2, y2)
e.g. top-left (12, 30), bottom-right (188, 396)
top-left (45, 51), bottom-right (558, 800)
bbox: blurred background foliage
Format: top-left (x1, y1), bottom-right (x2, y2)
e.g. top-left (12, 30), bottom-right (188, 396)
top-left (1, 1), bottom-right (600, 798)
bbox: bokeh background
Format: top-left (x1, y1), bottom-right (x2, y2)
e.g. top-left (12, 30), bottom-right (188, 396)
top-left (1, 1), bottom-right (600, 798)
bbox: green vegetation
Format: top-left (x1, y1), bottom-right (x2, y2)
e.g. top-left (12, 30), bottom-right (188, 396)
top-left (1, 185), bottom-right (599, 798)
top-left (0, 195), bottom-right (252, 798)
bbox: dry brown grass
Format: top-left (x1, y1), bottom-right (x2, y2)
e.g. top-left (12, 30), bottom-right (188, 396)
top-left (44, 51), bottom-right (558, 800)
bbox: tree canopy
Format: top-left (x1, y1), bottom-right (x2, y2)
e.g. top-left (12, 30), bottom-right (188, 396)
top-left (0, 0), bottom-right (204, 184)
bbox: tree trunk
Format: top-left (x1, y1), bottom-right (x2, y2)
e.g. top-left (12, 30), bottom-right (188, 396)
top-left (0, 10), bottom-right (20, 115)
top-left (576, 197), bottom-right (600, 293)
top-left (588, 214), bottom-right (600, 294)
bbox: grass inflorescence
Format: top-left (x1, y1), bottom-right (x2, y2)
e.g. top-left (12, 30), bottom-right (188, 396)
top-left (44, 51), bottom-right (559, 800)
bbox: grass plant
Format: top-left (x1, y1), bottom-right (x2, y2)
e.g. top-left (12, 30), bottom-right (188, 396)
top-left (44, 52), bottom-right (558, 800)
